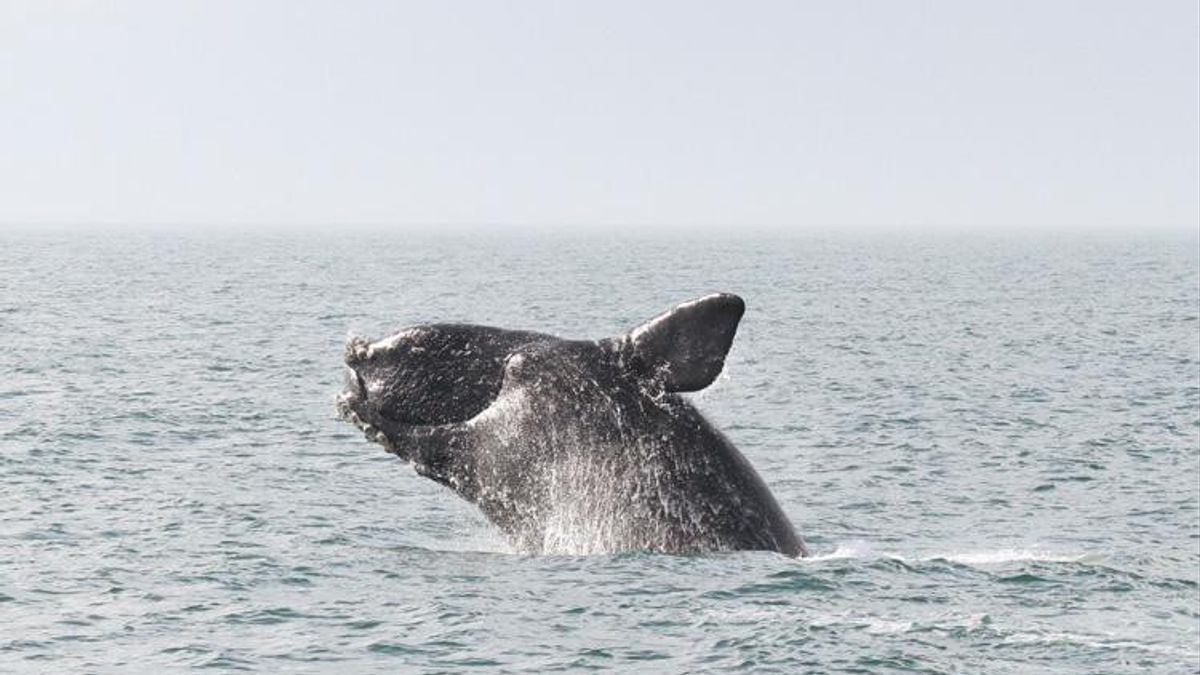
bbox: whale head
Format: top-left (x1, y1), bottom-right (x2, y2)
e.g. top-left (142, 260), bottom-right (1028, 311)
top-left (338, 324), bottom-right (531, 430)
top-left (337, 293), bottom-right (745, 448)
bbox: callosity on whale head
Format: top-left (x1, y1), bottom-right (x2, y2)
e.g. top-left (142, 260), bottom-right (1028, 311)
top-left (336, 293), bottom-right (806, 557)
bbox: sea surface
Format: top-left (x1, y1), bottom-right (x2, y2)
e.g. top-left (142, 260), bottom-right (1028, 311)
top-left (1, 228), bottom-right (1197, 674)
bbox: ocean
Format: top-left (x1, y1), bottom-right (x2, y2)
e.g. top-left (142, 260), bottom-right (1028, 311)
top-left (1, 228), bottom-right (1197, 673)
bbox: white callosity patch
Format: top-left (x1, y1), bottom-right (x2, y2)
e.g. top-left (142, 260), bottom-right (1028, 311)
top-left (345, 335), bottom-right (370, 363)
top-left (364, 327), bottom-right (427, 358)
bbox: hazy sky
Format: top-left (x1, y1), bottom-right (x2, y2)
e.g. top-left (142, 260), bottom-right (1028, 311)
top-left (1, 1), bottom-right (1196, 230)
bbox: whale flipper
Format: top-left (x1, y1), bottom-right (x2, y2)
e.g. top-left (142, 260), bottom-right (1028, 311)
top-left (620, 293), bottom-right (745, 392)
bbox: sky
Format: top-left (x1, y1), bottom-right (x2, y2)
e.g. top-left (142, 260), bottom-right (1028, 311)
top-left (1, 1), bottom-right (1197, 231)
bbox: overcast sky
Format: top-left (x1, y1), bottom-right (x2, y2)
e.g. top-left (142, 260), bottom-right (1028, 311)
top-left (1, 1), bottom-right (1196, 230)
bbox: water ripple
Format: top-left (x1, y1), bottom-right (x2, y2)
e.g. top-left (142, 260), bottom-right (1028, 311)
top-left (1, 231), bottom-right (1196, 673)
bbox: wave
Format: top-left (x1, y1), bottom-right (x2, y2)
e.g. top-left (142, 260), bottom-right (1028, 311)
top-left (1001, 630), bottom-right (1198, 657)
top-left (811, 540), bottom-right (1092, 566)
top-left (932, 549), bottom-right (1090, 565)
top-left (805, 613), bottom-right (1197, 658)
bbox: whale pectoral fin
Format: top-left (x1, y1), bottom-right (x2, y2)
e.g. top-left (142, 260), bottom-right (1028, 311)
top-left (621, 293), bottom-right (745, 392)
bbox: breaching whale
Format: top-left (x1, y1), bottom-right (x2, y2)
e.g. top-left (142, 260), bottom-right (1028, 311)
top-left (336, 293), bottom-right (806, 557)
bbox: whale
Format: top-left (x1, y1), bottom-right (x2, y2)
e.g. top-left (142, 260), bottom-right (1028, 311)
top-left (336, 293), bottom-right (806, 557)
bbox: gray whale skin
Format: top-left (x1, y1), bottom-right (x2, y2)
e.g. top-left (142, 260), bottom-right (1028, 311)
top-left (336, 293), bottom-right (806, 557)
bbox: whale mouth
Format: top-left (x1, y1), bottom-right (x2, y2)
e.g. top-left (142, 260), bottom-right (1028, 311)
top-left (336, 367), bottom-right (368, 418)
top-left (338, 365), bottom-right (366, 399)
top-left (351, 369), bottom-right (367, 401)
top-left (337, 367), bottom-right (392, 446)
top-left (339, 337), bottom-right (379, 415)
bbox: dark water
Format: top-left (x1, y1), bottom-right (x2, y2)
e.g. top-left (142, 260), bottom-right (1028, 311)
top-left (2, 229), bottom-right (1197, 673)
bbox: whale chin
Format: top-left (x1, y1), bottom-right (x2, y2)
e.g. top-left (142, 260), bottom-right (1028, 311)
top-left (349, 368), bottom-right (367, 401)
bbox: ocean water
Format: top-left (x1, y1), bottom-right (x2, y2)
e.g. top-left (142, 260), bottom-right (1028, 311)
top-left (1, 228), bottom-right (1197, 674)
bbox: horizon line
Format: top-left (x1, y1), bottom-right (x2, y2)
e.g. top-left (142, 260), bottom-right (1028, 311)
top-left (1, 221), bottom-right (1196, 235)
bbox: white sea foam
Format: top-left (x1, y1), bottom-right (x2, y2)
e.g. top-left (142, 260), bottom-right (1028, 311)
top-left (1002, 631), bottom-right (1198, 658)
top-left (810, 542), bottom-right (1092, 566)
top-left (811, 540), bottom-right (879, 560)
top-left (806, 611), bottom-right (990, 636)
top-left (932, 549), bottom-right (1090, 565)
